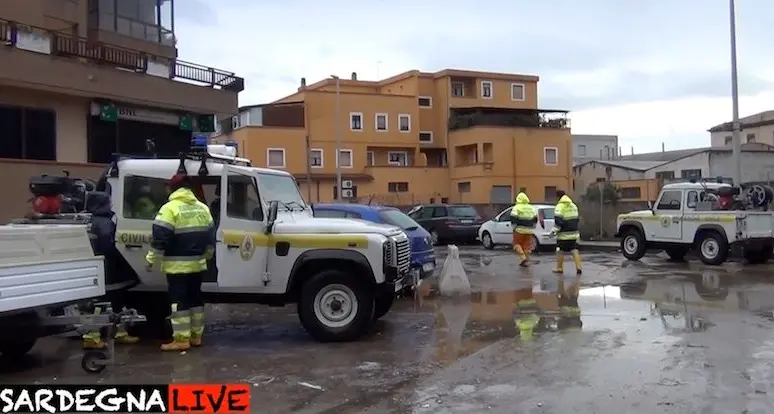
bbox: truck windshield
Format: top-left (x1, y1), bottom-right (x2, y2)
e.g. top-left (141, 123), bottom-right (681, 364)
top-left (257, 173), bottom-right (307, 209)
top-left (379, 209), bottom-right (420, 231)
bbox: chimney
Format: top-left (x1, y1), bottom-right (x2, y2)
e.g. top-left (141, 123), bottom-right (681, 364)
top-left (618, 146), bottom-right (622, 159)
top-left (300, 77), bottom-right (306, 87)
top-left (351, 72), bottom-right (357, 80)
top-left (662, 142), bottom-right (665, 152)
top-left (630, 146), bottom-right (634, 155)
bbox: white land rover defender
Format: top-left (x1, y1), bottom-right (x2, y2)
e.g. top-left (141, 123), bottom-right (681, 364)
top-left (615, 182), bottom-right (774, 266)
top-left (98, 144), bottom-right (411, 342)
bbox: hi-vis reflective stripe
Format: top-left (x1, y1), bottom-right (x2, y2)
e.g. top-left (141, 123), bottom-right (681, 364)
top-left (619, 214), bottom-right (736, 223)
top-left (117, 230), bottom-right (369, 249)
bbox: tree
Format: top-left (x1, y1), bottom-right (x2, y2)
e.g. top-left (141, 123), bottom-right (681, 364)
top-left (582, 182), bottom-right (620, 204)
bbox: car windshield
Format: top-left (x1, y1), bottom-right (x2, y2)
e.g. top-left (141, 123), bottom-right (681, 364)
top-left (540, 208), bottom-right (555, 219)
top-left (379, 209), bottom-right (420, 230)
top-left (257, 173), bottom-right (307, 209)
top-left (449, 205), bottom-right (478, 217)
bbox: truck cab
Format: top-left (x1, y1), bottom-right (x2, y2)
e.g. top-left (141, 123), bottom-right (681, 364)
top-left (103, 145), bottom-right (411, 342)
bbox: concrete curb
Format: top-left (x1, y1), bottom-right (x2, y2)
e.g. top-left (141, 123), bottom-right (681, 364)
top-left (577, 241), bottom-right (620, 253)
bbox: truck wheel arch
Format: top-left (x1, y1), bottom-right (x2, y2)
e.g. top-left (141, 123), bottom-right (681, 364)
top-left (287, 249), bottom-right (376, 299)
top-left (618, 221), bottom-right (645, 237)
top-left (694, 224), bottom-right (727, 243)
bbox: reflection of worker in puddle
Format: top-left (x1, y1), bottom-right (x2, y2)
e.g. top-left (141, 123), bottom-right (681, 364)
top-left (557, 276), bottom-right (582, 330)
top-left (513, 286), bottom-right (543, 340)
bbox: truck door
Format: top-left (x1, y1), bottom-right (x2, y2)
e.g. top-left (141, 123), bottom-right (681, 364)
top-left (216, 165), bottom-right (267, 290)
top-left (653, 189), bottom-right (683, 240)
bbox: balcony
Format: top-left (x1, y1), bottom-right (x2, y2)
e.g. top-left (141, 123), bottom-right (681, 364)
top-left (448, 107), bottom-right (569, 131)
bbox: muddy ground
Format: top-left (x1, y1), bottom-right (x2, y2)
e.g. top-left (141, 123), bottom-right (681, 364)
top-left (3, 246), bottom-right (774, 413)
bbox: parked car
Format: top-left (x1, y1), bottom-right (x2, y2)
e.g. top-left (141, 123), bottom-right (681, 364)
top-left (312, 203), bottom-right (437, 280)
top-left (478, 204), bottom-right (557, 251)
top-left (407, 204), bottom-right (483, 245)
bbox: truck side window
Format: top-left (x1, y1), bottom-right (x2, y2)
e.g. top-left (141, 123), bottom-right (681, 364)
top-left (686, 191), bottom-right (698, 208)
top-left (122, 176), bottom-right (168, 220)
top-left (227, 174), bottom-right (263, 221)
top-left (657, 190), bottom-right (682, 210)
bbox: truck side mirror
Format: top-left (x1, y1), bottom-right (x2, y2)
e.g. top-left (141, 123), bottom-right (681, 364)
top-left (265, 200), bottom-right (279, 234)
top-left (647, 201), bottom-right (655, 214)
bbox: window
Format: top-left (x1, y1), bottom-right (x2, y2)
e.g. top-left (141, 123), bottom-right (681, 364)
top-left (449, 205), bottom-right (478, 217)
top-left (655, 171), bottom-right (675, 180)
top-left (419, 131), bottom-right (433, 143)
top-left (375, 113), bottom-right (388, 131)
top-left (657, 190), bottom-right (681, 210)
top-left (366, 151), bottom-right (375, 166)
top-left (498, 208), bottom-right (513, 222)
top-left (398, 114), bottom-right (411, 132)
top-left (544, 147), bottom-right (558, 165)
top-left (266, 148), bottom-right (286, 168)
top-left (337, 149), bottom-right (353, 168)
top-left (226, 174), bottom-right (263, 221)
top-left (417, 207), bottom-right (435, 220)
top-left (457, 182), bottom-right (471, 193)
top-left (0, 105), bottom-right (56, 161)
top-left (100, 0), bottom-right (169, 44)
top-left (451, 82), bottom-right (465, 97)
top-left (725, 136), bottom-right (732, 145)
top-left (747, 133), bottom-right (756, 143)
top-left (418, 96), bottom-right (432, 108)
top-left (122, 176), bottom-right (166, 219)
top-left (388, 151), bottom-right (408, 166)
top-left (432, 207), bottom-right (448, 218)
top-left (314, 209), bottom-right (361, 219)
top-left (577, 144), bottom-right (587, 157)
top-left (680, 169), bottom-right (702, 179)
top-left (310, 148), bottom-right (323, 168)
top-left (687, 190), bottom-right (699, 208)
top-left (379, 209), bottom-right (420, 230)
top-left (544, 186), bottom-right (557, 201)
top-left (511, 83), bottom-right (525, 101)
top-left (620, 187), bottom-right (641, 199)
top-left (596, 178), bottom-right (606, 182)
top-left (481, 81), bottom-right (493, 99)
top-left (349, 112), bottom-right (363, 131)
top-left (388, 182), bottom-right (409, 192)
top-left (539, 208), bottom-right (554, 220)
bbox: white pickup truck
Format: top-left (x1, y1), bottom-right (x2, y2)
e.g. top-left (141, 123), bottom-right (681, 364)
top-left (615, 182), bottom-right (774, 265)
top-left (0, 224), bottom-right (106, 357)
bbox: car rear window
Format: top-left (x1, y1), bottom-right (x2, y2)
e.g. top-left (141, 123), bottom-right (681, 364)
top-left (449, 205), bottom-right (478, 217)
top-left (539, 208), bottom-right (554, 219)
top-left (379, 209), bottom-right (420, 230)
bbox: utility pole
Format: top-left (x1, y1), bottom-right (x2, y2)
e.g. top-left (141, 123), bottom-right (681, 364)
top-left (331, 74), bottom-right (342, 201)
top-left (729, 0), bottom-right (742, 187)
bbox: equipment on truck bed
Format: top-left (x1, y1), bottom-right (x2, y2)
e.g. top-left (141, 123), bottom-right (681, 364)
top-left (28, 170), bottom-right (98, 214)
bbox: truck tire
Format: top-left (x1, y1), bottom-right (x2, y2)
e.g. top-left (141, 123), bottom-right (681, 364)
top-left (621, 229), bottom-right (646, 260)
top-left (373, 290), bottom-right (395, 321)
top-left (298, 269), bottom-right (375, 342)
top-left (665, 246), bottom-right (688, 261)
top-left (696, 231), bottom-right (728, 265)
top-left (744, 245), bottom-right (774, 264)
top-left (0, 338), bottom-right (37, 358)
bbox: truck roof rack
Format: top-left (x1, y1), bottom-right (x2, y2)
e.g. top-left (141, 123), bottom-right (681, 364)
top-left (106, 146), bottom-right (252, 178)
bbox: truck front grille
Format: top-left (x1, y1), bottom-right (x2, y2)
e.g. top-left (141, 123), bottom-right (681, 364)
top-left (389, 233), bottom-right (411, 274)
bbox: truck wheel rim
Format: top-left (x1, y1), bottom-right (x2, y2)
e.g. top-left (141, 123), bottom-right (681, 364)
top-left (701, 239), bottom-right (719, 259)
top-left (314, 284), bottom-right (358, 328)
top-left (482, 233), bottom-right (491, 247)
top-left (624, 236), bottom-right (638, 254)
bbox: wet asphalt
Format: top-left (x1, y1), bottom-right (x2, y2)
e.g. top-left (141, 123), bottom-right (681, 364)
top-left (4, 246), bottom-right (774, 413)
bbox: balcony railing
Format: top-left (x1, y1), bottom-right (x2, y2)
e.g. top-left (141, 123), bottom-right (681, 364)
top-left (448, 107), bottom-right (570, 131)
top-left (1, 18), bottom-right (244, 92)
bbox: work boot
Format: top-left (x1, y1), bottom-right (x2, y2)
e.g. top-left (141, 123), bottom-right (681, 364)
top-left (571, 249), bottom-right (583, 276)
top-left (82, 338), bottom-right (105, 350)
top-left (520, 259), bottom-right (530, 267)
top-left (115, 335), bottom-right (140, 345)
top-left (189, 336), bottom-right (202, 347)
top-left (160, 340), bottom-right (191, 352)
top-left (553, 249), bottom-right (565, 273)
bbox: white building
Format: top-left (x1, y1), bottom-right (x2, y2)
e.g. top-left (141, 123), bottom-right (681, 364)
top-left (709, 110), bottom-right (774, 147)
top-left (572, 134), bottom-right (619, 162)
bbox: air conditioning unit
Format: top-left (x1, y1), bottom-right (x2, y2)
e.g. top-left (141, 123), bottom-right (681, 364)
top-left (341, 189), bottom-right (354, 199)
top-left (341, 180), bottom-right (353, 189)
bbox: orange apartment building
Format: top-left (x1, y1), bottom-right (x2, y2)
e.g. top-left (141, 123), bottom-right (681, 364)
top-left (0, 0), bottom-right (243, 222)
top-left (221, 69), bottom-right (571, 206)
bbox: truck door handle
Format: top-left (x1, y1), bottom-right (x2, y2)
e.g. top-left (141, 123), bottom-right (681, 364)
top-left (227, 244), bottom-right (240, 250)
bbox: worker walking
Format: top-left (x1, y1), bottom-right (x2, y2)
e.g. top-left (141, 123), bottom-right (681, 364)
top-left (82, 192), bottom-right (140, 349)
top-left (145, 173), bottom-right (215, 352)
top-left (550, 190), bottom-right (583, 275)
top-left (510, 191), bottom-right (537, 267)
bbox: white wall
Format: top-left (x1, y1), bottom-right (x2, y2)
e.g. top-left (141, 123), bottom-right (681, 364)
top-left (710, 124), bottom-right (774, 147)
top-left (709, 151), bottom-right (774, 183)
top-left (645, 152), bottom-right (710, 179)
top-left (572, 134), bottom-right (618, 160)
top-left (573, 161), bottom-right (645, 194)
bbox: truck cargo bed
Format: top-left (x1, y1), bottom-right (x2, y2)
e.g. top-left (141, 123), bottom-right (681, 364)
top-left (0, 224), bottom-right (105, 314)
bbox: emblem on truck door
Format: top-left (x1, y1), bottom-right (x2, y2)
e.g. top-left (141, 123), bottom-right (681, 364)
top-left (239, 235), bottom-right (255, 261)
top-left (660, 216), bottom-right (671, 228)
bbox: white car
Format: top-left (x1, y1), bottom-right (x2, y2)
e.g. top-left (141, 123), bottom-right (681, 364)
top-left (478, 204), bottom-right (557, 250)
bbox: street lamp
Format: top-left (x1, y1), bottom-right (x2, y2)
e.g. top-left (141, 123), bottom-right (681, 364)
top-left (729, 0), bottom-right (742, 187)
top-left (331, 74), bottom-right (342, 201)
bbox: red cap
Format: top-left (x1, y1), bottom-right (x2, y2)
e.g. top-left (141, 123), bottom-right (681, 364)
top-left (169, 173), bottom-right (189, 191)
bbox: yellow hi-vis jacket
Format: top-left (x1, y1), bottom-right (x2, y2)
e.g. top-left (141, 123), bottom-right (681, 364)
top-left (145, 188), bottom-right (215, 274)
top-left (552, 194), bottom-right (580, 241)
top-left (509, 192), bottom-right (537, 234)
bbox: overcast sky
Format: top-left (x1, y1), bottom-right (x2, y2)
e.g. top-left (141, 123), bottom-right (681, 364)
top-left (175, 0), bottom-right (773, 154)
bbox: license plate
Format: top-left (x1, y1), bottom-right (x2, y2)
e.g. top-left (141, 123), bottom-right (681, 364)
top-left (422, 262), bottom-right (435, 273)
top-left (460, 219), bottom-right (473, 224)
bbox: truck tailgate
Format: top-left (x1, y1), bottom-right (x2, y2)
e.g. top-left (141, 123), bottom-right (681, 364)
top-left (0, 225), bottom-right (106, 313)
top-left (740, 212), bottom-right (774, 239)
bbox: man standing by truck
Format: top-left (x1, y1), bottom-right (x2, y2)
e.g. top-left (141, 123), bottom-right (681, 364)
top-left (509, 191), bottom-right (537, 267)
top-left (145, 173), bottom-right (215, 352)
top-left (550, 190), bottom-right (583, 275)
